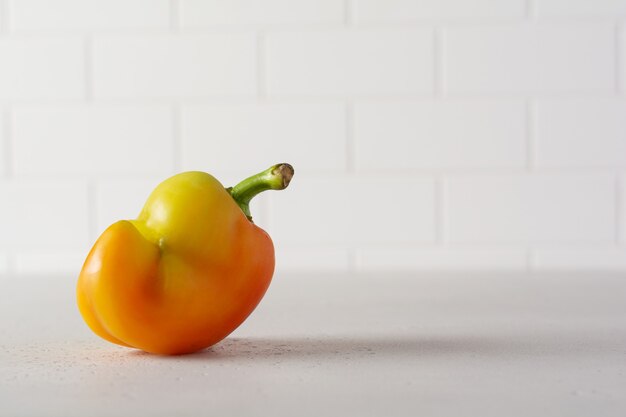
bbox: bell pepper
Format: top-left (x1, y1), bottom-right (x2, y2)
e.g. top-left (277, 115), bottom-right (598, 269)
top-left (77, 163), bottom-right (294, 355)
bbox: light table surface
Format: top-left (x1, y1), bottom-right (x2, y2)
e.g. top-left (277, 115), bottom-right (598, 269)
top-left (1, 272), bottom-right (625, 417)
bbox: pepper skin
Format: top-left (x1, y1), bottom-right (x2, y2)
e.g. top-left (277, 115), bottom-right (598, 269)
top-left (77, 164), bottom-right (294, 355)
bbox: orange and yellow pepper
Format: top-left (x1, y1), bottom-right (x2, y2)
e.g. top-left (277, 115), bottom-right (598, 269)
top-left (77, 163), bottom-right (294, 355)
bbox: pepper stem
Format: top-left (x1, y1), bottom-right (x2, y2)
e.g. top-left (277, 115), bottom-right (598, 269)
top-left (227, 163), bottom-right (294, 221)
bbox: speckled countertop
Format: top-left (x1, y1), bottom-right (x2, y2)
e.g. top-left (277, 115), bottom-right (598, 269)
top-left (1, 272), bottom-right (625, 417)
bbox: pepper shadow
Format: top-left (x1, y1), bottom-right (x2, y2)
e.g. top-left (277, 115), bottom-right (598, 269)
top-left (131, 331), bottom-right (626, 362)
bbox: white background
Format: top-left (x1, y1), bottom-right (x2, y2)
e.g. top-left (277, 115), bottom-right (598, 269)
top-left (0, 0), bottom-right (625, 275)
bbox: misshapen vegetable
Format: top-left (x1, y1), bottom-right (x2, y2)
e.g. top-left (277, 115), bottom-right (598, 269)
top-left (77, 164), bottom-right (294, 355)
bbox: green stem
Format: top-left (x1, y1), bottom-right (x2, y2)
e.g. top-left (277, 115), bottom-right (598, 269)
top-left (227, 163), bottom-right (294, 221)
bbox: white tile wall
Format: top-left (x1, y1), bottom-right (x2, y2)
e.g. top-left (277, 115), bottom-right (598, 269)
top-left (354, 100), bottom-right (526, 170)
top-left (533, 0), bottom-right (626, 17)
top-left (444, 24), bottom-right (614, 94)
top-left (266, 29), bottom-right (434, 96)
top-left (14, 252), bottom-right (86, 275)
top-left (182, 103), bottom-right (346, 173)
top-left (95, 178), bottom-right (161, 233)
top-left (268, 176), bottom-right (436, 245)
top-left (11, 0), bottom-right (171, 31)
top-left (274, 247), bottom-right (351, 272)
top-left (0, 180), bottom-right (89, 250)
top-left (14, 105), bottom-right (174, 176)
top-left (535, 99), bottom-right (626, 168)
top-left (617, 27), bottom-right (626, 94)
top-left (356, 247), bottom-right (528, 271)
top-left (0, 37), bottom-right (84, 100)
top-left (181, 0), bottom-right (344, 27)
top-left (354, 0), bottom-right (527, 21)
top-left (93, 34), bottom-right (257, 99)
top-left (445, 174), bottom-right (615, 243)
top-left (0, 0), bottom-right (624, 274)
top-left (0, 111), bottom-right (4, 174)
top-left (621, 175), bottom-right (626, 243)
top-left (0, 255), bottom-right (7, 275)
top-left (531, 247), bottom-right (626, 271)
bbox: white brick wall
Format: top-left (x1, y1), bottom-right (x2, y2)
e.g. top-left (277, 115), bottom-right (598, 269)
top-left (93, 34), bottom-right (257, 98)
top-left (0, 180), bottom-right (89, 250)
top-left (0, 38), bottom-right (84, 100)
top-left (531, 247), bottom-right (626, 270)
top-left (0, 112), bottom-right (4, 175)
top-left (181, 0), bottom-right (344, 27)
top-left (354, 0), bottom-right (527, 21)
top-left (268, 176), bottom-right (436, 245)
top-left (444, 24), bottom-right (614, 94)
top-left (354, 100), bottom-right (527, 170)
top-left (266, 29), bottom-right (434, 96)
top-left (0, 0), bottom-right (625, 276)
top-left (357, 248), bottom-right (528, 271)
top-left (535, 99), bottom-right (626, 168)
top-left (11, 0), bottom-right (171, 31)
top-left (95, 178), bottom-right (161, 232)
top-left (181, 103), bottom-right (346, 173)
top-left (534, 0), bottom-right (626, 17)
top-left (14, 105), bottom-right (174, 176)
top-left (445, 174), bottom-right (615, 243)
top-left (621, 175), bottom-right (626, 243)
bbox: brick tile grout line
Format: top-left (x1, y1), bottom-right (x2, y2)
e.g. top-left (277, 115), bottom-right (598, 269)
top-left (168, 0), bottom-right (183, 178)
top-left (171, 104), bottom-right (182, 172)
top-left (347, 248), bottom-right (356, 273)
top-left (255, 27), bottom-right (269, 239)
top-left (5, 107), bottom-right (14, 178)
top-left (1, 0), bottom-right (10, 34)
top-left (344, 0), bottom-right (353, 26)
top-left (170, 0), bottom-right (180, 192)
top-left (1, 107), bottom-right (10, 179)
top-left (614, 16), bottom-right (623, 247)
top-left (616, 174), bottom-right (622, 244)
top-left (343, 0), bottom-right (358, 260)
top-left (344, 0), bottom-right (355, 183)
top-left (0, 0), bottom-right (6, 34)
top-left (526, 100), bottom-right (534, 171)
top-left (525, 0), bottom-right (535, 19)
top-left (345, 103), bottom-right (355, 173)
top-left (433, 27), bottom-right (443, 97)
top-left (1, 92), bottom-right (616, 106)
top-left (3, 104), bottom-right (15, 276)
top-left (338, 0), bottom-right (357, 283)
top-left (526, 247), bottom-right (534, 272)
top-left (86, 180), bottom-right (98, 245)
top-left (256, 32), bottom-right (267, 99)
top-left (439, 177), bottom-right (448, 245)
top-left (170, 0), bottom-right (180, 31)
top-left (433, 26), bottom-right (444, 247)
top-left (1, 105), bottom-right (13, 292)
top-left (616, 21), bottom-right (621, 92)
top-left (2, 105), bottom-right (15, 273)
top-left (434, 176), bottom-right (443, 245)
top-left (84, 35), bottom-right (93, 101)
